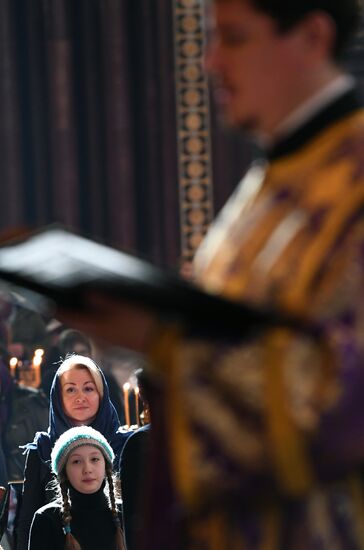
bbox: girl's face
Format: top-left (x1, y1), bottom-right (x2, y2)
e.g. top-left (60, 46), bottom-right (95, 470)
top-left (60, 367), bottom-right (100, 426)
top-left (65, 445), bottom-right (106, 494)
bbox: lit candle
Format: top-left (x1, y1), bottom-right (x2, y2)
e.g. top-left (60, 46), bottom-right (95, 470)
top-left (32, 355), bottom-right (42, 388)
top-left (9, 357), bottom-right (18, 378)
top-left (134, 386), bottom-right (140, 427)
top-left (123, 382), bottom-right (131, 427)
top-left (17, 360), bottom-right (25, 386)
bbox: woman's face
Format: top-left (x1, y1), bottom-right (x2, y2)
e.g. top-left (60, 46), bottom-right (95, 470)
top-left (65, 445), bottom-right (105, 494)
top-left (60, 367), bottom-right (100, 426)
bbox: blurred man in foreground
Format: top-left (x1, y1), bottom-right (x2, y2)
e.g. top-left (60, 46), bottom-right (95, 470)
top-left (62, 0), bottom-right (364, 547)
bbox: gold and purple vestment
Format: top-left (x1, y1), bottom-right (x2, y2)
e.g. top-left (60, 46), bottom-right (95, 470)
top-left (150, 101), bottom-right (364, 549)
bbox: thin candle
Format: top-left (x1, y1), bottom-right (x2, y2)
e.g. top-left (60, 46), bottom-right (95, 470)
top-left (9, 357), bottom-right (18, 378)
top-left (134, 386), bottom-right (140, 427)
top-left (123, 382), bottom-right (131, 427)
top-left (32, 355), bottom-right (42, 388)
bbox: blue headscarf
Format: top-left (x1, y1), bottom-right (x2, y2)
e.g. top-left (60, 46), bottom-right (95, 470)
top-left (25, 358), bottom-right (127, 466)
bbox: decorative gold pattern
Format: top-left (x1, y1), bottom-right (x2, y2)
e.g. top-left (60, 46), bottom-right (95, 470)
top-left (174, 340), bottom-right (265, 497)
top-left (193, 110), bottom-right (364, 497)
top-left (173, 0), bottom-right (214, 264)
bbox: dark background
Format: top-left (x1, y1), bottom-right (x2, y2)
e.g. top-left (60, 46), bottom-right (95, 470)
top-left (0, 0), bottom-right (362, 269)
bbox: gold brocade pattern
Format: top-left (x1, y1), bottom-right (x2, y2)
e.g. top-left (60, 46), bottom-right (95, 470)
top-left (193, 111), bottom-right (364, 493)
top-left (172, 0), bottom-right (214, 264)
top-left (214, 343), bottom-right (265, 411)
top-left (152, 109), bottom-right (364, 548)
top-left (194, 111), bottom-right (364, 311)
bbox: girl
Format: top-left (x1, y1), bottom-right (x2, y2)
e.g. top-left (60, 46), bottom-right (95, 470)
top-left (17, 355), bottom-right (128, 550)
top-left (28, 426), bottom-right (125, 549)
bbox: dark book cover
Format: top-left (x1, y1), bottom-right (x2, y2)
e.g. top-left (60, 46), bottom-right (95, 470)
top-left (0, 225), bottom-right (316, 339)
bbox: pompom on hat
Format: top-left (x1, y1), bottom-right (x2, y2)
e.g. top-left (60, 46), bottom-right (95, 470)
top-left (51, 426), bottom-right (115, 476)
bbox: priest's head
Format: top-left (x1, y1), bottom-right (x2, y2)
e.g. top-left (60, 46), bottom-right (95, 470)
top-left (204, 0), bottom-right (361, 136)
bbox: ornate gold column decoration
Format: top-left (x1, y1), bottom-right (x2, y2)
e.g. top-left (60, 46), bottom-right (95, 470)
top-left (173, 0), bottom-right (214, 266)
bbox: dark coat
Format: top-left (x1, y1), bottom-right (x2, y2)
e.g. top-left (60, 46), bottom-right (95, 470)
top-left (119, 424), bottom-right (151, 550)
top-left (28, 485), bottom-right (123, 550)
top-left (15, 448), bottom-right (52, 550)
top-left (4, 384), bottom-right (49, 482)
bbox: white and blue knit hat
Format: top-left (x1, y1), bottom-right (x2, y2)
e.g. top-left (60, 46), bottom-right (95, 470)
top-left (51, 426), bottom-right (115, 476)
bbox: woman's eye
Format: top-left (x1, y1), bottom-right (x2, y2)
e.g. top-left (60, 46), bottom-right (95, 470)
top-left (84, 386), bottom-right (95, 392)
top-left (91, 457), bottom-right (100, 463)
top-left (65, 387), bottom-right (75, 394)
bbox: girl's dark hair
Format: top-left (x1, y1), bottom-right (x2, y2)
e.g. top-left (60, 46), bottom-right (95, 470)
top-left (105, 464), bottom-right (126, 550)
top-left (58, 464), bottom-right (126, 550)
top-left (59, 475), bottom-right (81, 550)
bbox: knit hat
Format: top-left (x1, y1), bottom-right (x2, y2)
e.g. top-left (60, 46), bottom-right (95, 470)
top-left (51, 426), bottom-right (115, 476)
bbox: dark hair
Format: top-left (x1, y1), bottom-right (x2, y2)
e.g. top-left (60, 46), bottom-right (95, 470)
top-left (58, 329), bottom-right (92, 357)
top-left (221, 0), bottom-right (362, 58)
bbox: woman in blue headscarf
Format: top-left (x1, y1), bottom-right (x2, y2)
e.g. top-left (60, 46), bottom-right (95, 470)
top-left (16, 355), bottom-right (129, 550)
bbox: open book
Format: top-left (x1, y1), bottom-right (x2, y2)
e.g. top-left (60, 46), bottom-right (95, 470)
top-left (0, 226), bottom-right (315, 337)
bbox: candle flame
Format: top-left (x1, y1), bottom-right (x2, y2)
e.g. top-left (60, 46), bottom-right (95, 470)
top-left (123, 382), bottom-right (130, 391)
top-left (9, 357), bottom-right (18, 367)
top-left (33, 356), bottom-right (42, 367)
